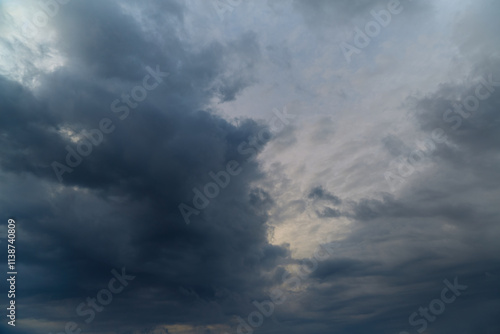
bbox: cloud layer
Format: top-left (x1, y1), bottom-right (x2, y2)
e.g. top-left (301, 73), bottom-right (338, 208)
top-left (0, 1), bottom-right (499, 334)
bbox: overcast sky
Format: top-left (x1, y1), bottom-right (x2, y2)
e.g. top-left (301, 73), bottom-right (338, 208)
top-left (0, 0), bottom-right (499, 334)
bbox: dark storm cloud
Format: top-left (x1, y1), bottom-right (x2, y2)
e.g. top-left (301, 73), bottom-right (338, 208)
top-left (1, 1), bottom-right (500, 334)
top-left (0, 0), bottom-right (288, 333)
top-left (309, 257), bottom-right (378, 279)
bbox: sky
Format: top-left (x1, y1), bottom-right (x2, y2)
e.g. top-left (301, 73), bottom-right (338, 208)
top-left (0, 0), bottom-right (499, 334)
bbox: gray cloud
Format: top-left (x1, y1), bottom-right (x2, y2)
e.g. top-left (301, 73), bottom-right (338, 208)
top-left (0, 1), bottom-right (286, 333)
top-left (1, 1), bottom-right (499, 334)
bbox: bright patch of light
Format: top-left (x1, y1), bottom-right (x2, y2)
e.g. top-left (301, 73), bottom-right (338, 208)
top-left (0, 0), bottom-right (66, 89)
top-left (58, 126), bottom-right (83, 144)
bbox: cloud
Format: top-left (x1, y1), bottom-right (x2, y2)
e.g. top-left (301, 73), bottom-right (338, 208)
top-left (0, 1), bottom-right (286, 332)
top-left (1, 1), bottom-right (500, 334)
top-left (293, 0), bottom-right (430, 29)
top-left (308, 186), bottom-right (342, 204)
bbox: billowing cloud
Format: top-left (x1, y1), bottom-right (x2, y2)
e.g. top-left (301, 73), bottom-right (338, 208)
top-left (0, 1), bottom-right (499, 334)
